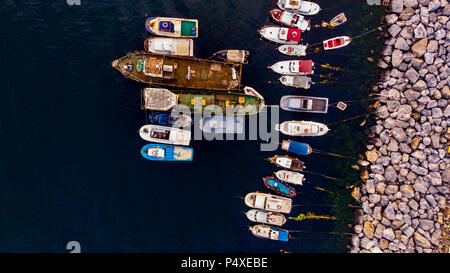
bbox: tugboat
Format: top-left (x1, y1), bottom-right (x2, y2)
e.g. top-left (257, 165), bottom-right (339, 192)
top-left (245, 209), bottom-right (287, 226)
top-left (263, 177), bottom-right (297, 197)
top-left (280, 95), bottom-right (329, 113)
top-left (249, 224), bottom-right (289, 242)
top-left (141, 88), bottom-right (265, 116)
top-left (144, 37), bottom-right (194, 57)
top-left (270, 9), bottom-right (310, 31)
top-left (112, 51), bottom-right (242, 91)
top-left (140, 144), bottom-right (193, 161)
top-left (244, 192), bottom-right (292, 214)
top-left (267, 155), bottom-right (305, 171)
top-left (145, 17), bottom-right (198, 38)
top-left (275, 170), bottom-right (305, 186)
top-left (275, 120), bottom-right (329, 136)
top-left (277, 0), bottom-right (320, 16)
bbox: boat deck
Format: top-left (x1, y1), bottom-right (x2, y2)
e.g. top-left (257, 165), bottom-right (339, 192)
top-left (112, 51), bottom-right (242, 91)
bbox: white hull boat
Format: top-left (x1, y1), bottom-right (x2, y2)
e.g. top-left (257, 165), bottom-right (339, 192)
top-left (275, 170), bottom-right (305, 186)
top-left (270, 9), bottom-right (310, 31)
top-left (246, 209), bottom-right (287, 226)
top-left (144, 37), bottom-right (194, 57)
top-left (244, 192), bottom-right (292, 214)
top-left (258, 26), bottom-right (302, 45)
top-left (277, 44), bottom-right (308, 56)
top-left (139, 125), bottom-right (191, 146)
top-left (279, 75), bottom-right (312, 89)
top-left (277, 0), bottom-right (320, 16)
top-left (275, 120), bottom-right (329, 136)
top-left (268, 60), bottom-right (314, 75)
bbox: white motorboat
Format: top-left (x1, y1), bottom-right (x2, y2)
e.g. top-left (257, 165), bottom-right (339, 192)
top-left (275, 170), bottom-right (305, 186)
top-left (275, 120), bottom-right (329, 136)
top-left (138, 125), bottom-right (191, 146)
top-left (279, 75), bottom-right (312, 89)
top-left (270, 9), bottom-right (310, 31)
top-left (244, 192), bottom-right (292, 214)
top-left (277, 0), bottom-right (320, 16)
top-left (144, 37), bottom-right (194, 57)
top-left (268, 60), bottom-right (314, 75)
top-left (245, 209), bottom-right (287, 226)
top-left (277, 44), bottom-right (308, 56)
top-left (258, 26), bottom-right (302, 44)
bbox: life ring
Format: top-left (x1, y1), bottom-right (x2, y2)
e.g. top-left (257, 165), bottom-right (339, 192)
top-left (162, 21), bottom-right (169, 28)
top-left (281, 30), bottom-right (286, 35)
top-left (277, 205), bottom-right (281, 209)
top-left (304, 128), bottom-right (309, 133)
top-left (289, 190), bottom-right (295, 196)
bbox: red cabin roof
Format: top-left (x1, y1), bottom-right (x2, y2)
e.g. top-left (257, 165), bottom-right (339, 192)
top-left (298, 60), bottom-right (313, 73)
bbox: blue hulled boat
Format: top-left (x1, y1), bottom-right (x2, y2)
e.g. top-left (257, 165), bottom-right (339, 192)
top-left (140, 144), bottom-right (193, 161)
top-left (148, 111), bottom-right (192, 127)
top-left (280, 140), bottom-right (312, 156)
top-left (263, 177), bottom-right (296, 197)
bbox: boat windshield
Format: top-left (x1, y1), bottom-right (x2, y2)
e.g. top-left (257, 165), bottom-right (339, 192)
top-left (150, 129), bottom-right (171, 140)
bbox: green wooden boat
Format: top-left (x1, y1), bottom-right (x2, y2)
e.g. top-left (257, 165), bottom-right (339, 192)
top-left (111, 51), bottom-right (242, 91)
top-left (140, 87), bottom-right (265, 116)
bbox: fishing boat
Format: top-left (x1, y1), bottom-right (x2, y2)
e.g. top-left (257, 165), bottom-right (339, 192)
top-left (144, 37), bottom-right (194, 57)
top-left (244, 192), bottom-right (292, 214)
top-left (263, 177), bottom-right (296, 197)
top-left (141, 88), bottom-right (265, 116)
top-left (279, 75), bottom-right (312, 89)
top-left (111, 51), bottom-right (242, 91)
top-left (275, 170), bottom-right (305, 186)
top-left (249, 224), bottom-right (289, 242)
top-left (138, 125), bottom-right (191, 146)
top-left (275, 120), bottom-right (329, 136)
top-left (147, 110), bottom-right (192, 128)
top-left (258, 26), bottom-right (301, 45)
top-left (245, 209), bottom-right (287, 226)
top-left (330, 13), bottom-right (347, 27)
top-left (199, 116), bottom-right (244, 134)
top-left (145, 17), bottom-right (198, 38)
top-left (140, 143), bottom-right (193, 161)
top-left (280, 95), bottom-right (328, 113)
top-left (267, 155), bottom-right (305, 171)
top-left (269, 9), bottom-right (310, 31)
top-left (323, 36), bottom-right (351, 50)
top-left (277, 44), bottom-right (308, 56)
top-left (277, 0), bottom-right (320, 16)
top-left (268, 60), bottom-right (313, 75)
top-left (281, 140), bottom-right (312, 156)
top-left (213, 50), bottom-right (250, 64)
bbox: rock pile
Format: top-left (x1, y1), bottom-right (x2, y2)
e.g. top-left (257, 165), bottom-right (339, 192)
top-left (350, 0), bottom-right (449, 253)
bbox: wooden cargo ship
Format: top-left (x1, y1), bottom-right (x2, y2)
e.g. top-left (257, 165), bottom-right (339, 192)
top-left (141, 88), bottom-right (265, 116)
top-left (112, 51), bottom-right (243, 91)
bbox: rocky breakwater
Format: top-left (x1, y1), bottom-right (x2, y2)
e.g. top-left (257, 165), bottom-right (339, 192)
top-left (350, 0), bottom-right (450, 253)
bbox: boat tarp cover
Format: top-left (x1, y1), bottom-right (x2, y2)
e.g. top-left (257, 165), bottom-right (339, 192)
top-left (266, 198), bottom-right (283, 210)
top-left (288, 140), bottom-right (310, 155)
top-left (254, 195), bottom-right (266, 208)
top-left (287, 28), bottom-right (301, 42)
top-left (293, 76), bottom-right (309, 85)
top-left (181, 21), bottom-right (197, 36)
top-left (273, 228), bottom-right (289, 241)
top-left (299, 60), bottom-right (312, 73)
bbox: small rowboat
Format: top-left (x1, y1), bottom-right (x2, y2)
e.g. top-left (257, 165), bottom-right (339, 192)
top-left (280, 95), bottom-right (329, 113)
top-left (258, 26), bottom-right (302, 45)
top-left (281, 140), bottom-right (313, 156)
top-left (275, 120), bottom-right (329, 136)
top-left (268, 60), bottom-right (313, 75)
top-left (268, 155), bottom-right (305, 171)
top-left (279, 75), bottom-right (312, 89)
top-left (275, 170), bottom-right (304, 186)
top-left (245, 209), bottom-right (287, 226)
top-left (330, 13), bottom-right (347, 27)
top-left (250, 224), bottom-right (289, 242)
top-left (263, 177), bottom-right (297, 197)
top-left (138, 125), bottom-right (191, 146)
top-left (323, 36), bottom-right (351, 50)
top-left (270, 9), bottom-right (310, 31)
top-left (244, 192), bottom-right (293, 214)
top-left (213, 50), bottom-right (250, 64)
top-left (144, 37), bottom-right (194, 57)
top-left (277, 0), bottom-right (320, 16)
top-left (140, 144), bottom-right (193, 161)
top-left (145, 17), bottom-right (198, 38)
top-left (277, 44), bottom-right (308, 56)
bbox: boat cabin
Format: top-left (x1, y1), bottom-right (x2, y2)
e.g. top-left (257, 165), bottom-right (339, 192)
top-left (146, 148), bottom-right (166, 158)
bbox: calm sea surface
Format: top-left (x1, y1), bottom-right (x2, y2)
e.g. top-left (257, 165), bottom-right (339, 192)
top-left (0, 0), bottom-right (384, 252)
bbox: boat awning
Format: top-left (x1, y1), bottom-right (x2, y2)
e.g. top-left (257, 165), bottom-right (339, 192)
top-left (287, 140), bottom-right (310, 156)
top-left (287, 28), bottom-right (301, 42)
top-left (254, 196), bottom-right (266, 208)
top-left (298, 60), bottom-right (312, 73)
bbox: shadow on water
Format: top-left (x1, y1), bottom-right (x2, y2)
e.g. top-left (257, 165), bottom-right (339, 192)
top-left (0, 0), bottom-right (385, 252)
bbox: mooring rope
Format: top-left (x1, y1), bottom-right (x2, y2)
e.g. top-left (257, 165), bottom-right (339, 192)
top-left (311, 149), bottom-right (357, 160)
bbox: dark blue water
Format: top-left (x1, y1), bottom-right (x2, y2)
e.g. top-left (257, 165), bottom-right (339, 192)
top-left (0, 0), bottom-right (384, 252)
